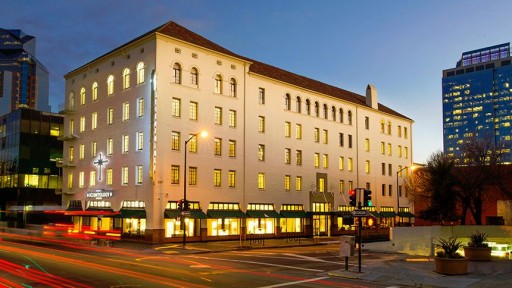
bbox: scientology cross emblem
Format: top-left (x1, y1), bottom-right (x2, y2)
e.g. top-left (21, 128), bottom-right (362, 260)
top-left (93, 153), bottom-right (109, 181)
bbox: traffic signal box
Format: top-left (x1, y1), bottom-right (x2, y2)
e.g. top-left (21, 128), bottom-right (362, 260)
top-left (363, 190), bottom-right (372, 207)
top-left (177, 199), bottom-right (183, 211)
top-left (349, 189), bottom-right (357, 206)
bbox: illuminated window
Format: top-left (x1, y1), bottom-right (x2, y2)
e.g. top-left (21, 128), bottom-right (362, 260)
top-left (229, 110), bottom-right (236, 127)
top-left (387, 143), bottom-right (392, 156)
top-left (91, 141), bottom-right (97, 157)
top-left (285, 94), bottom-right (291, 110)
top-left (404, 147), bottom-right (408, 158)
top-left (90, 171), bottom-right (96, 187)
top-left (68, 172), bottom-right (73, 189)
top-left (323, 154), bottom-right (328, 168)
top-left (314, 153), bottom-right (320, 168)
top-left (92, 82), bottom-right (98, 101)
top-left (284, 175), bottom-right (291, 191)
top-left (285, 148), bottom-right (291, 164)
top-left (106, 168), bottom-right (113, 186)
top-left (258, 116), bottom-right (265, 133)
top-left (348, 158), bottom-right (353, 172)
top-left (296, 176), bottom-right (302, 191)
top-left (258, 144), bottom-right (265, 161)
top-left (79, 144), bottom-right (85, 160)
top-left (259, 88), bottom-right (265, 104)
top-left (69, 146), bottom-right (74, 162)
top-left (136, 62), bottom-right (145, 84)
top-left (230, 78), bottom-right (237, 97)
top-left (214, 74), bottom-right (222, 94)
top-left (80, 87), bottom-right (86, 106)
top-left (258, 173), bottom-right (265, 189)
top-left (339, 180), bottom-right (344, 193)
top-left (136, 132), bottom-right (143, 151)
top-left (387, 121), bottom-right (392, 135)
top-left (172, 98), bottom-right (181, 117)
top-left (137, 98), bottom-right (144, 117)
top-left (91, 112), bottom-right (97, 130)
top-left (323, 129), bottom-right (328, 144)
top-left (365, 160), bottom-right (370, 173)
top-left (285, 122), bottom-right (291, 137)
top-left (123, 68), bottom-right (130, 89)
top-left (79, 171), bottom-right (84, 188)
top-left (214, 107), bottom-right (222, 125)
top-left (107, 75), bottom-right (114, 95)
top-left (173, 63), bottom-right (181, 84)
top-left (398, 145), bottom-right (402, 157)
top-left (314, 128), bottom-right (320, 142)
top-left (189, 167), bottom-right (197, 185)
top-left (107, 107), bottom-right (113, 125)
top-left (189, 102), bottom-right (198, 120)
top-left (136, 165), bottom-right (143, 184)
top-left (214, 138), bottom-right (222, 156)
top-left (188, 135), bottom-right (197, 153)
top-left (229, 140), bottom-right (236, 157)
top-left (228, 170), bottom-right (236, 187)
top-left (296, 150), bottom-right (302, 165)
top-left (79, 116), bottom-right (85, 133)
top-left (381, 142), bottom-right (385, 154)
top-left (339, 156), bottom-right (344, 170)
top-left (319, 178), bottom-right (325, 192)
top-left (171, 165), bottom-right (179, 184)
top-left (213, 169), bottom-right (221, 187)
top-left (69, 120), bottom-right (75, 135)
top-left (365, 138), bottom-right (370, 152)
top-left (190, 67), bottom-right (198, 85)
top-left (380, 120), bottom-right (385, 133)
top-left (171, 131), bottom-right (180, 151)
top-left (122, 102), bottom-right (130, 121)
top-left (122, 166), bottom-right (128, 185)
top-left (107, 138), bottom-right (113, 155)
top-left (296, 124), bottom-right (302, 139)
top-left (122, 134), bottom-right (129, 153)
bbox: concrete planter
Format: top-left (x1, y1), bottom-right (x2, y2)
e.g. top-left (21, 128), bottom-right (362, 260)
top-left (434, 257), bottom-right (468, 275)
top-left (464, 246), bottom-right (492, 261)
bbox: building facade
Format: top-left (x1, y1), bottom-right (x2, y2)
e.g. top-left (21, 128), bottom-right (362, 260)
top-left (0, 29), bottom-right (51, 115)
top-left (442, 43), bottom-right (512, 163)
top-left (60, 21), bottom-right (414, 243)
top-left (0, 108), bottom-right (63, 227)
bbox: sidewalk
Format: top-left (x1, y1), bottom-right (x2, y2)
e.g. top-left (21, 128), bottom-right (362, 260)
top-left (114, 237), bottom-right (512, 288)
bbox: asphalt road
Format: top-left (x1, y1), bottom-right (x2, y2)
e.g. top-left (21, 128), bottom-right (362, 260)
top-left (0, 233), bottom-right (394, 288)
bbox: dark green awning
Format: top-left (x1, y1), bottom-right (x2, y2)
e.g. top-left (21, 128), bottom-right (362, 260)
top-left (367, 211), bottom-right (381, 218)
top-left (164, 210), bottom-right (207, 219)
top-left (379, 211), bottom-right (397, 217)
top-left (398, 212), bottom-right (415, 218)
top-left (335, 211), bottom-right (353, 217)
top-left (117, 209), bottom-right (146, 218)
top-left (280, 211), bottom-right (308, 218)
top-left (207, 210), bottom-right (247, 218)
top-left (246, 210), bottom-right (281, 218)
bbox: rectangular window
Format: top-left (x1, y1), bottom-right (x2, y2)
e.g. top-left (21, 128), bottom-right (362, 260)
top-left (106, 168), bottom-right (113, 186)
top-left (323, 129), bottom-right (328, 144)
top-left (171, 165), bottom-right (180, 184)
top-left (381, 142), bottom-right (385, 154)
top-left (172, 98), bottom-right (181, 117)
top-left (229, 110), bottom-right (236, 127)
top-left (91, 112), bottom-right (98, 130)
top-left (79, 171), bottom-right (84, 188)
top-left (388, 164), bottom-right (392, 176)
top-left (90, 171), bottom-right (96, 187)
top-left (258, 88), bottom-right (265, 104)
top-left (296, 150), bottom-right (302, 165)
top-left (68, 173), bottom-right (73, 189)
top-left (69, 146), bottom-right (74, 162)
top-left (404, 127), bottom-right (408, 139)
top-left (122, 135), bottom-right (129, 153)
top-left (348, 158), bottom-right (353, 172)
top-left (398, 125), bottom-right (402, 137)
top-left (188, 135), bottom-right (197, 153)
top-left (285, 148), bottom-right (291, 164)
top-left (382, 184), bottom-right (386, 196)
top-left (387, 143), bottom-right (392, 156)
top-left (314, 153), bottom-right (320, 168)
top-left (284, 175), bottom-right (291, 191)
top-left (79, 144), bottom-right (85, 160)
top-left (296, 176), bottom-right (302, 191)
top-left (314, 128), bottom-right (320, 142)
top-left (258, 116), bottom-right (265, 133)
top-left (137, 98), bottom-right (144, 117)
top-left (365, 160), bottom-right (370, 173)
top-left (189, 101), bottom-right (198, 120)
top-left (348, 134), bottom-right (353, 148)
top-left (404, 147), bottom-right (409, 158)
top-left (365, 116), bottom-right (369, 130)
top-left (348, 181), bottom-right (353, 190)
top-left (136, 132), bottom-right (143, 151)
top-left (339, 180), bottom-right (345, 194)
top-left (258, 144), bottom-right (265, 161)
top-left (80, 116), bottom-right (85, 132)
top-left (91, 141), bottom-right (97, 157)
top-left (214, 169), bottom-right (222, 187)
top-left (398, 145), bottom-right (402, 157)
top-left (214, 107), bottom-right (222, 125)
top-left (229, 140), bottom-right (236, 158)
top-left (189, 167), bottom-right (197, 185)
top-left (284, 122), bottom-right (291, 137)
top-left (136, 165), bottom-right (143, 184)
top-left (389, 184), bottom-right (393, 196)
top-left (258, 172), bottom-right (265, 189)
top-left (296, 124), bottom-right (302, 139)
top-left (339, 156), bottom-right (344, 170)
top-left (171, 131), bottom-right (180, 151)
top-left (228, 170), bottom-right (236, 187)
top-left (339, 133), bottom-right (344, 147)
top-left (382, 163), bottom-right (386, 175)
top-left (69, 120), bottom-right (75, 135)
top-left (107, 138), bottom-right (113, 155)
top-left (122, 166), bottom-right (129, 185)
top-left (214, 138), bottom-right (222, 156)
top-left (123, 102), bottom-right (130, 121)
top-left (323, 154), bottom-right (328, 168)
top-left (365, 138), bottom-right (370, 152)
top-left (107, 108), bottom-right (114, 125)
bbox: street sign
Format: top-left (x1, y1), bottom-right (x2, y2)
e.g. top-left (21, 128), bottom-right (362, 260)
top-left (181, 210), bottom-right (191, 216)
top-left (351, 209), bottom-right (368, 217)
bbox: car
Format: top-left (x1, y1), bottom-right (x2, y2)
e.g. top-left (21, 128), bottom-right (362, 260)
top-left (490, 244), bottom-right (511, 259)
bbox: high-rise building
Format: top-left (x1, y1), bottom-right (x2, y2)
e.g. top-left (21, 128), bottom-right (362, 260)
top-left (60, 21), bottom-right (413, 243)
top-left (0, 29), bottom-right (51, 115)
top-left (442, 43), bottom-right (512, 163)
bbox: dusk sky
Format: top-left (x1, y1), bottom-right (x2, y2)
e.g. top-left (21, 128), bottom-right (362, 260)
top-left (3, 0), bottom-right (512, 163)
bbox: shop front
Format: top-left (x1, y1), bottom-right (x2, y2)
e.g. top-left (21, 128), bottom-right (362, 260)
top-left (163, 200), bottom-right (207, 242)
top-left (279, 204), bottom-right (307, 236)
top-left (206, 202), bottom-right (246, 240)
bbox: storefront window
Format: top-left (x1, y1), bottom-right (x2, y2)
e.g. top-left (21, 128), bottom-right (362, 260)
top-left (207, 218), bottom-right (239, 236)
top-left (280, 218), bottom-right (301, 233)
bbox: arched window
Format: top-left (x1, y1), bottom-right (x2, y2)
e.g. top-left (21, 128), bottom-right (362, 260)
top-left (214, 74), bottom-right (222, 94)
top-left (230, 78), bottom-right (237, 97)
top-left (91, 82), bottom-right (98, 101)
top-left (348, 110), bottom-right (353, 125)
top-left (314, 102), bottom-right (320, 117)
top-left (107, 75), bottom-right (114, 95)
top-left (123, 68), bottom-right (130, 89)
top-left (173, 63), bottom-right (181, 84)
top-left (332, 106), bottom-right (336, 121)
top-left (296, 96), bottom-right (302, 113)
top-left (323, 104), bottom-right (328, 119)
top-left (69, 92), bottom-right (75, 110)
top-left (190, 67), bottom-right (198, 85)
top-left (306, 99), bottom-right (311, 115)
top-left (285, 94), bottom-right (291, 110)
top-left (80, 87), bottom-right (86, 106)
top-left (387, 121), bottom-right (392, 135)
top-left (136, 62), bottom-right (145, 84)
top-left (380, 120), bottom-right (385, 133)
top-left (339, 108), bottom-right (344, 123)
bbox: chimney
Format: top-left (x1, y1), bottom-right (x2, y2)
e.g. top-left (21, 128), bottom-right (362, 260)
top-left (366, 84), bottom-right (378, 109)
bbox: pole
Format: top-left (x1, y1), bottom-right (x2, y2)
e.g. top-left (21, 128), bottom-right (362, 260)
top-left (396, 170), bottom-right (399, 227)
top-left (183, 138), bottom-right (188, 247)
top-left (357, 198), bottom-right (362, 273)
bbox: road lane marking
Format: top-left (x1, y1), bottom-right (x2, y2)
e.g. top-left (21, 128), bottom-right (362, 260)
top-left (257, 277), bottom-right (329, 287)
top-left (188, 256), bottom-right (324, 272)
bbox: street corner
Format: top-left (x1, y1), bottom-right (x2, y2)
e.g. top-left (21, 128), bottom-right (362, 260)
top-left (327, 269), bottom-right (384, 282)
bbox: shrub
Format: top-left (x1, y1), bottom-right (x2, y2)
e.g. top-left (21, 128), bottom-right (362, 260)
top-left (467, 231), bottom-right (489, 247)
top-left (435, 237), bottom-right (464, 258)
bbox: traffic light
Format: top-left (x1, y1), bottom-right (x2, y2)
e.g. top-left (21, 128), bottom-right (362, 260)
top-left (183, 200), bottom-right (190, 211)
top-left (363, 190), bottom-right (372, 207)
top-left (177, 199), bottom-right (183, 211)
top-left (348, 189), bottom-right (357, 207)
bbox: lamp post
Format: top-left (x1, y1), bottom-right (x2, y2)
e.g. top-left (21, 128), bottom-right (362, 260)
top-left (183, 130), bottom-right (207, 247)
top-left (396, 165), bottom-right (414, 226)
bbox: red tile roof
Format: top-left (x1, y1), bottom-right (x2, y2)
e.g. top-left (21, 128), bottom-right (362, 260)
top-left (67, 21), bottom-right (411, 120)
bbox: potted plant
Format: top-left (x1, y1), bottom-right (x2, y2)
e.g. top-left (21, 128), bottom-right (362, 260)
top-left (464, 231), bottom-right (491, 261)
top-left (434, 237), bottom-right (468, 275)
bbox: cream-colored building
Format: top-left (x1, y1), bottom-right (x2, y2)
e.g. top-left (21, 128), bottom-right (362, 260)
top-left (60, 21), bottom-right (413, 243)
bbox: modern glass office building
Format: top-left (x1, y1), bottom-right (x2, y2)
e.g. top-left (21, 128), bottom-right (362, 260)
top-left (442, 43), bottom-right (512, 164)
top-left (0, 28), bottom-right (51, 115)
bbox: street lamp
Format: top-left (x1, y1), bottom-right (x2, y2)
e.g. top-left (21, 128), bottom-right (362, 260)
top-left (396, 165), bottom-right (414, 226)
top-left (183, 130), bottom-right (208, 247)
